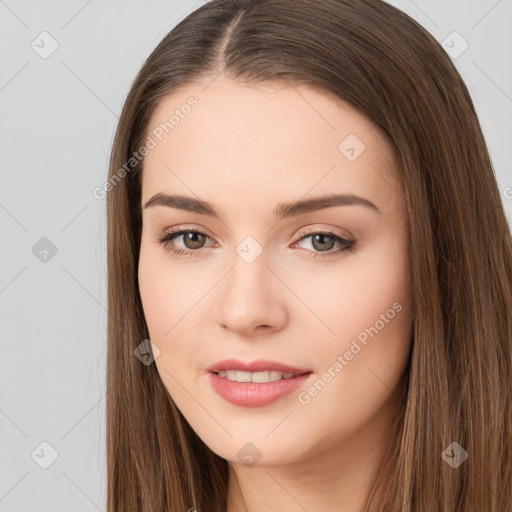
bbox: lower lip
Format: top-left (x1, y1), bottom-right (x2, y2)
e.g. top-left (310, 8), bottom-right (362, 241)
top-left (207, 372), bottom-right (313, 407)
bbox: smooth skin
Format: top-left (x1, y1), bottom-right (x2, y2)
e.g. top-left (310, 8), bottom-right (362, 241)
top-left (138, 75), bottom-right (414, 512)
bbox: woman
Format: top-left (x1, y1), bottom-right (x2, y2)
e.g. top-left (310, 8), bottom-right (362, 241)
top-left (105, 0), bottom-right (512, 510)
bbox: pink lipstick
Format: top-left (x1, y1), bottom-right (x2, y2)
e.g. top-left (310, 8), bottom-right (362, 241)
top-left (205, 359), bottom-right (313, 407)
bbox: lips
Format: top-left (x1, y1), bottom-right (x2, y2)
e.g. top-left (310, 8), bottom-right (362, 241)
top-left (205, 358), bottom-right (312, 375)
top-left (208, 371), bottom-right (313, 407)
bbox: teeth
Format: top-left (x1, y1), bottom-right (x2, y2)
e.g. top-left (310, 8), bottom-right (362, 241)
top-left (217, 370), bottom-right (298, 383)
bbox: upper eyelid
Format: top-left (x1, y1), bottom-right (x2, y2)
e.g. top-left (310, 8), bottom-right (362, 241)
top-left (161, 225), bottom-right (353, 247)
top-left (161, 225), bottom-right (351, 239)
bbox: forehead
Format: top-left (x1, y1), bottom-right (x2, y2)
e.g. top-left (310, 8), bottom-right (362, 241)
top-left (141, 76), bottom-right (403, 216)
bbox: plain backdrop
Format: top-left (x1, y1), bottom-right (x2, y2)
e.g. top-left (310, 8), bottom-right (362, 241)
top-left (0, 0), bottom-right (511, 510)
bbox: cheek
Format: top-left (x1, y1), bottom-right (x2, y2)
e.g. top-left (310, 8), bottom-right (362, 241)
top-left (138, 248), bottom-right (195, 402)
top-left (311, 237), bottom-right (412, 375)
top-left (137, 243), bottom-right (183, 357)
top-left (138, 241), bottom-right (193, 335)
top-left (308, 241), bottom-right (411, 343)
top-left (138, 256), bottom-right (169, 336)
top-left (292, 258), bottom-right (411, 445)
top-left (138, 242), bottom-right (208, 375)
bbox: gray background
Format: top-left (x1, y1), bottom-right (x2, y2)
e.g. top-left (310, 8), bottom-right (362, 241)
top-left (0, 0), bottom-right (511, 510)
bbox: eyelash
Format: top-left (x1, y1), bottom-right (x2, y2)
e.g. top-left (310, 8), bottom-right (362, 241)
top-left (155, 226), bottom-right (356, 259)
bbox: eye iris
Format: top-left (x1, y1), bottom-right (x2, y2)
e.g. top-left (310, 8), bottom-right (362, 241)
top-left (311, 234), bottom-right (335, 252)
top-left (184, 232), bottom-right (205, 250)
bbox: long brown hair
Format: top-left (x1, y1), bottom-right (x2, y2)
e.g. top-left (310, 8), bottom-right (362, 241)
top-left (105, 0), bottom-right (512, 510)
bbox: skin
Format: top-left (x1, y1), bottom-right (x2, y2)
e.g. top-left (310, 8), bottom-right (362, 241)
top-left (138, 74), bottom-right (413, 512)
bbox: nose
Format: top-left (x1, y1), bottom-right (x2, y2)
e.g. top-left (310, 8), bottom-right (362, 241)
top-left (216, 250), bottom-right (289, 337)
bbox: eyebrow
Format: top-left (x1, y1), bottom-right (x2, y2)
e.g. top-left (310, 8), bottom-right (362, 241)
top-left (143, 192), bottom-right (382, 220)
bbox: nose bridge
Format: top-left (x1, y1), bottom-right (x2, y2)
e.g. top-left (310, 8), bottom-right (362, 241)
top-left (217, 235), bottom-right (287, 333)
top-left (228, 236), bottom-right (272, 303)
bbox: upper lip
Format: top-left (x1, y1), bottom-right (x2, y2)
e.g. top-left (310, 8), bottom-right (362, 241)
top-left (205, 359), bottom-right (312, 375)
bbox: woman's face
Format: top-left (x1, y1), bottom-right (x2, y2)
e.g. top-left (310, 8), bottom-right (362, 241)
top-left (138, 76), bottom-right (413, 466)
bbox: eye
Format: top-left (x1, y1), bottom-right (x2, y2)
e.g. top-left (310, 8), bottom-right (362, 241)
top-left (156, 226), bottom-right (213, 258)
top-left (291, 229), bottom-right (356, 259)
top-left (156, 226), bottom-right (356, 259)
